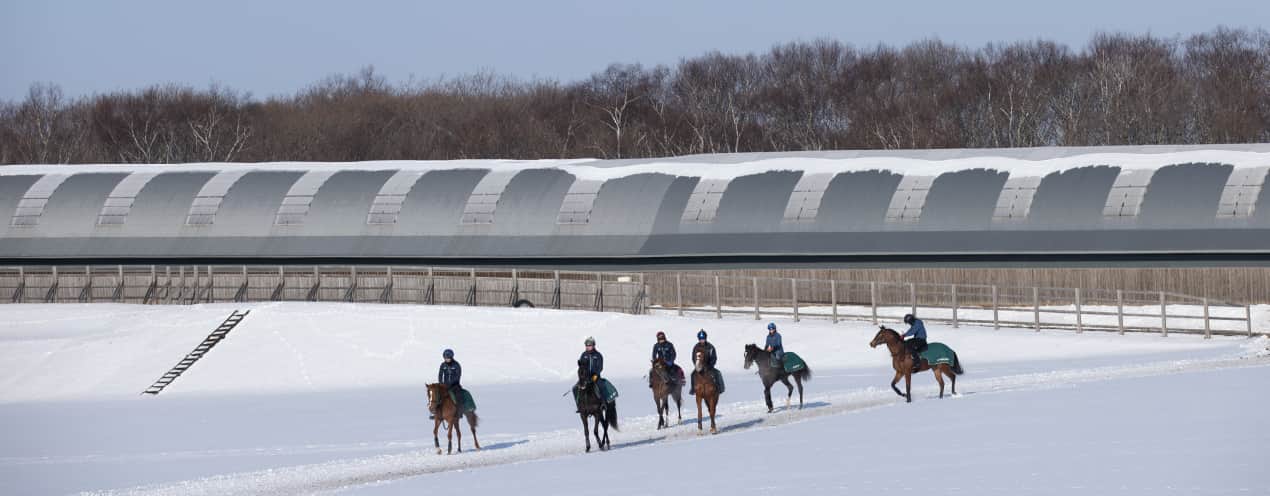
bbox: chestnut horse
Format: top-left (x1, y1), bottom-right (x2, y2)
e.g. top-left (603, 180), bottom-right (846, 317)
top-left (692, 350), bottom-right (721, 434)
top-left (649, 359), bottom-right (683, 429)
top-left (426, 383), bottom-right (480, 454)
top-left (869, 326), bottom-right (963, 403)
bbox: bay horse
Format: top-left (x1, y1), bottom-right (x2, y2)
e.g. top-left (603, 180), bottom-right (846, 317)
top-left (692, 350), bottom-right (721, 434)
top-left (649, 359), bottom-right (683, 429)
top-left (575, 363), bottom-right (619, 452)
top-left (869, 326), bottom-right (963, 403)
top-left (426, 383), bottom-right (480, 454)
top-left (743, 344), bottom-right (812, 413)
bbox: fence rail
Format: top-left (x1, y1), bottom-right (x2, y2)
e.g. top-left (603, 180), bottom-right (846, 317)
top-left (644, 274), bottom-right (1260, 338)
top-left (0, 265), bottom-right (649, 315)
top-left (1, 266), bottom-right (1261, 338)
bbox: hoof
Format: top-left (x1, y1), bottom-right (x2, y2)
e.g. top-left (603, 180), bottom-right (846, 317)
top-left (435, 449), bottom-right (442, 455)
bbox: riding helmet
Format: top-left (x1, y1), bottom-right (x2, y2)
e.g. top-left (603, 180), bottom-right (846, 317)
top-left (656, 331), bottom-right (666, 340)
top-left (697, 329), bottom-right (707, 340)
top-left (903, 314), bottom-right (915, 324)
top-left (584, 336), bottom-right (596, 346)
top-left (767, 322), bottom-right (777, 331)
top-left (442, 348), bottom-right (454, 359)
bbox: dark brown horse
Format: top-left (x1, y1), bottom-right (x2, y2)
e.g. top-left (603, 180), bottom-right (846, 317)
top-left (743, 344), bottom-right (812, 412)
top-left (692, 350), bottom-right (721, 434)
top-left (649, 359), bottom-right (683, 429)
top-left (575, 363), bottom-right (618, 452)
top-left (426, 383), bottom-right (480, 454)
top-left (869, 326), bottom-right (963, 403)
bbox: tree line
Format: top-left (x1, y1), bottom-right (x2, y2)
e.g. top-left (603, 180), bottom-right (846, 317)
top-left (1, 27), bottom-right (1267, 165)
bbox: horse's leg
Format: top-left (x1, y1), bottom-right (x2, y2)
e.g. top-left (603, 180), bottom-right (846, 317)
top-left (904, 371), bottom-right (912, 403)
top-left (446, 416), bottom-right (454, 454)
top-left (696, 393), bottom-right (704, 431)
top-left (581, 413), bottom-right (592, 452)
top-left (654, 395), bottom-right (664, 429)
top-left (673, 388), bottom-right (683, 422)
top-left (779, 375), bottom-right (793, 410)
top-left (890, 370), bottom-right (904, 397)
top-left (950, 368), bottom-right (957, 395)
top-left (433, 418), bottom-right (442, 455)
top-left (598, 414), bottom-right (609, 450)
top-left (934, 367), bottom-right (945, 398)
top-left (467, 412), bottom-right (481, 450)
top-left (763, 381), bottom-right (774, 413)
top-left (708, 396), bottom-right (718, 434)
top-left (794, 375), bottom-right (804, 409)
top-left (454, 412), bottom-right (463, 453)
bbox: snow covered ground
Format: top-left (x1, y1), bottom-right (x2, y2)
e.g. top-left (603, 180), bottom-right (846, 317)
top-left (0, 303), bottom-right (1266, 495)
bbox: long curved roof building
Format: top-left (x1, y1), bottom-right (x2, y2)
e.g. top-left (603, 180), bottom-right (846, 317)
top-left (2, 144), bottom-right (1268, 265)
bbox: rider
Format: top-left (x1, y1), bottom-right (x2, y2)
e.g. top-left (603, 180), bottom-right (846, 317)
top-left (579, 336), bottom-right (605, 402)
top-left (764, 322), bottom-right (784, 370)
top-left (689, 329), bottom-right (718, 395)
top-left (902, 314), bottom-right (928, 371)
top-left (650, 331), bottom-right (679, 387)
top-left (432, 348), bottom-right (462, 419)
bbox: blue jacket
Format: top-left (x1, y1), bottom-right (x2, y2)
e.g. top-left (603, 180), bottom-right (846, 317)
top-left (580, 349), bottom-right (604, 376)
top-left (652, 341), bottom-right (677, 365)
top-left (438, 360), bottom-right (462, 387)
top-left (903, 319), bottom-right (927, 340)
top-left (765, 331), bottom-right (784, 357)
top-left (692, 341), bottom-right (718, 368)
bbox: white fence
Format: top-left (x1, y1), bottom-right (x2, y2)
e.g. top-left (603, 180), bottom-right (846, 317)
top-left (646, 274), bottom-right (1259, 338)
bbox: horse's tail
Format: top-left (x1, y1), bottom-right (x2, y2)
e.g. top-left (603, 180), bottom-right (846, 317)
top-left (465, 410), bottom-right (480, 429)
top-left (952, 352), bottom-right (964, 375)
top-left (794, 365), bottom-right (812, 382)
top-left (605, 401), bottom-right (619, 431)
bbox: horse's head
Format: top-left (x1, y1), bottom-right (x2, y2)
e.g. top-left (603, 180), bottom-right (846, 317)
top-left (425, 383), bottom-right (446, 411)
top-left (651, 359), bottom-right (665, 372)
top-left (870, 326), bottom-right (899, 349)
top-left (743, 344), bottom-right (760, 369)
top-left (576, 360), bottom-right (591, 389)
top-left (694, 350), bottom-right (707, 372)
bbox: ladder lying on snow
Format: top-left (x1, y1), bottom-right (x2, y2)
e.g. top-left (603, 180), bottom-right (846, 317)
top-left (142, 310), bottom-right (249, 395)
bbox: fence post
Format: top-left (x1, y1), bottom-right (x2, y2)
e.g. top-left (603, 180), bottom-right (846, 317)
top-left (1116, 290), bottom-right (1125, 335)
top-left (791, 278), bottom-right (800, 322)
top-left (48, 266), bottom-right (58, 303)
top-left (991, 285), bottom-right (999, 330)
top-left (753, 277), bottom-right (760, 320)
top-left (469, 268), bottom-right (477, 306)
top-left (1074, 288), bottom-right (1083, 333)
top-left (176, 266), bottom-right (184, 304)
top-left (830, 280), bottom-right (839, 324)
top-left (386, 266), bottom-right (394, 304)
top-left (1160, 291), bottom-right (1168, 337)
top-left (714, 275), bottom-right (721, 319)
top-left (1247, 304), bottom-right (1254, 337)
top-left (552, 270), bottom-right (560, 309)
top-left (870, 281), bottom-right (878, 325)
top-left (82, 266), bottom-right (92, 303)
top-left (909, 283), bottom-right (917, 318)
top-left (206, 265), bottom-right (214, 303)
top-left (596, 272), bottom-right (604, 312)
top-left (164, 266), bottom-right (172, 304)
top-left (676, 273), bottom-right (683, 316)
top-left (16, 266), bottom-right (24, 303)
top-left (1033, 287), bottom-right (1040, 332)
top-left (951, 284), bottom-right (959, 329)
top-left (1202, 298), bottom-right (1211, 339)
top-left (510, 268), bottom-right (518, 306)
top-left (114, 265), bottom-right (124, 302)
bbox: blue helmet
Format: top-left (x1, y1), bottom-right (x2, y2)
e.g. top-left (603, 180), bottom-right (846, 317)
top-left (767, 322), bottom-right (777, 331)
top-left (697, 329), bottom-right (707, 340)
top-left (442, 349), bottom-right (454, 359)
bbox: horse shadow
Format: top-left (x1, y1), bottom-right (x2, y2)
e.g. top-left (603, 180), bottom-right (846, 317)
top-left (611, 436), bottom-right (665, 450)
top-left (718, 418), bottom-right (764, 433)
top-left (481, 439), bottom-right (530, 451)
top-left (768, 400), bottom-right (831, 414)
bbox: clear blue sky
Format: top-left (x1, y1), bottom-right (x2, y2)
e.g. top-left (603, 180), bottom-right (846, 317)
top-left (2, 0), bottom-right (1265, 101)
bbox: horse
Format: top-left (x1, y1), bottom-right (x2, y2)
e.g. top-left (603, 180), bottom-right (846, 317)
top-left (869, 326), bottom-right (963, 403)
top-left (426, 383), bottom-right (480, 455)
top-left (743, 344), bottom-right (812, 413)
top-left (649, 359), bottom-right (683, 429)
top-left (692, 350), bottom-right (722, 434)
top-left (575, 363), bottom-right (619, 452)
